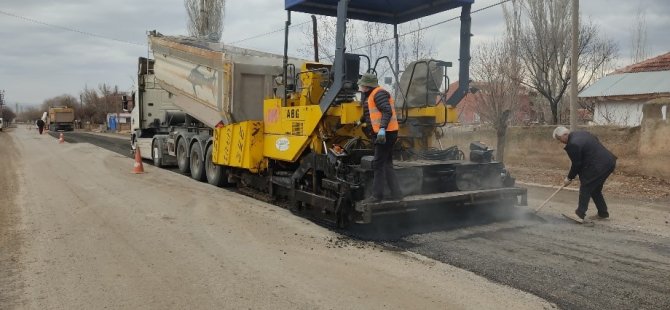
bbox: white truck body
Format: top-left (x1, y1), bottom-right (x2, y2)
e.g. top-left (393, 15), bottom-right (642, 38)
top-left (148, 34), bottom-right (302, 127)
top-left (133, 33), bottom-right (303, 164)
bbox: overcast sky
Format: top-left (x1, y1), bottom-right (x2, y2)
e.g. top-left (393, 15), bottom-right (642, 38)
top-left (1, 0), bottom-right (669, 107)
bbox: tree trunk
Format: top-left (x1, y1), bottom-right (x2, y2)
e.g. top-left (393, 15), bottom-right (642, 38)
top-left (550, 100), bottom-right (559, 124)
top-left (496, 128), bottom-right (507, 163)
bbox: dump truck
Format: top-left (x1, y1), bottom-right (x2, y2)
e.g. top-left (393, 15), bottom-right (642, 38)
top-left (130, 0), bottom-right (527, 227)
top-left (48, 106), bottom-right (75, 131)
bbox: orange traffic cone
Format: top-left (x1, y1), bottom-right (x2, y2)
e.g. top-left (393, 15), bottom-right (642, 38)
top-left (132, 147), bottom-right (145, 174)
top-left (58, 133), bottom-right (65, 144)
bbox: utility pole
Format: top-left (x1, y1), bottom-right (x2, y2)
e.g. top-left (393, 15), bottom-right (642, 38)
top-left (569, 0), bottom-right (579, 131)
top-left (0, 90), bottom-right (5, 119)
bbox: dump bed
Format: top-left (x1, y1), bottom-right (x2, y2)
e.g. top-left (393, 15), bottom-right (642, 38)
top-left (49, 107), bottom-right (75, 123)
top-left (149, 34), bottom-right (300, 128)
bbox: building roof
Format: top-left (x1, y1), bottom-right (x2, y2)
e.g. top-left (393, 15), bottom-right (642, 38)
top-left (579, 70), bottom-right (670, 98)
top-left (613, 52), bottom-right (670, 74)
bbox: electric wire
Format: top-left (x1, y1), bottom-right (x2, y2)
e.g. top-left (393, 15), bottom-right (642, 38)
top-left (228, 20), bottom-right (312, 45)
top-left (0, 9), bottom-right (145, 46)
top-left (350, 0), bottom-right (513, 52)
top-left (1, 0), bottom-right (511, 50)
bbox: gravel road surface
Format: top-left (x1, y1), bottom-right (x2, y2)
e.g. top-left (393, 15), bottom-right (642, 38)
top-left (5, 129), bottom-right (669, 309)
top-left (0, 128), bottom-right (554, 309)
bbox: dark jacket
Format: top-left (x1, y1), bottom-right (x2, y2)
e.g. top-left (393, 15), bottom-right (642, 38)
top-left (360, 88), bottom-right (395, 131)
top-left (36, 119), bottom-right (45, 128)
top-left (564, 131), bottom-right (616, 185)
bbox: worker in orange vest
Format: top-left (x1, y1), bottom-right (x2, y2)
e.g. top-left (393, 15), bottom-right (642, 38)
top-left (358, 73), bottom-right (402, 203)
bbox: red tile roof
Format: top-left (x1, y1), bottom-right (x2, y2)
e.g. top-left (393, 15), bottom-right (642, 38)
top-left (613, 52), bottom-right (670, 74)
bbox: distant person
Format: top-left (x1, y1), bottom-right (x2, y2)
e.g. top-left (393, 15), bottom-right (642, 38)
top-left (36, 119), bottom-right (45, 135)
top-left (553, 126), bottom-right (617, 221)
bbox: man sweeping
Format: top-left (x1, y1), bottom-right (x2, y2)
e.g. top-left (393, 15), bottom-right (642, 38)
top-left (553, 126), bottom-right (616, 221)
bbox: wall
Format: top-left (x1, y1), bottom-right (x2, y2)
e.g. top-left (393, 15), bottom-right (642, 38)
top-left (438, 104), bottom-right (669, 180)
top-left (593, 101), bottom-right (644, 127)
top-left (638, 102), bottom-right (670, 178)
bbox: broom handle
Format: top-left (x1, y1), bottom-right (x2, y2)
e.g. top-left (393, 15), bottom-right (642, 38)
top-left (534, 184), bottom-right (566, 213)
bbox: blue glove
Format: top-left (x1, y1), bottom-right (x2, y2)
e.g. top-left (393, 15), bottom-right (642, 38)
top-left (376, 128), bottom-right (386, 144)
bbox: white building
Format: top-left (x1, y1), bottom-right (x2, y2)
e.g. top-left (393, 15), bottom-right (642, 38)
top-left (579, 52), bottom-right (670, 127)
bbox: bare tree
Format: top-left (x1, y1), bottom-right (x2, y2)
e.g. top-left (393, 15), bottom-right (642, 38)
top-left (631, 6), bottom-right (649, 63)
top-left (41, 94), bottom-right (78, 112)
top-left (299, 16), bottom-right (359, 64)
top-left (300, 17), bottom-right (433, 79)
top-left (1, 106), bottom-right (16, 123)
top-left (514, 0), bottom-right (618, 124)
top-left (185, 0), bottom-right (225, 41)
top-left (470, 2), bottom-right (523, 162)
top-left (18, 106), bottom-right (42, 123)
top-left (78, 84), bottom-right (123, 124)
top-left (471, 42), bottom-right (519, 162)
top-left (397, 20), bottom-right (435, 71)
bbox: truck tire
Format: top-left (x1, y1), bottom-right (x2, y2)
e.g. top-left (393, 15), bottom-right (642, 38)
top-left (205, 145), bottom-right (226, 187)
top-left (190, 142), bottom-right (206, 181)
top-left (152, 140), bottom-right (163, 168)
top-left (177, 138), bottom-right (190, 174)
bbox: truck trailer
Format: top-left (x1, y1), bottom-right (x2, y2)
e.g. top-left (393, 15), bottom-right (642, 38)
top-left (130, 0), bottom-right (527, 227)
top-left (48, 106), bottom-right (75, 131)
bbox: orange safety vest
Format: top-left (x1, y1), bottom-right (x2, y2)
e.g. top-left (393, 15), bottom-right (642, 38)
top-left (367, 87), bottom-right (399, 133)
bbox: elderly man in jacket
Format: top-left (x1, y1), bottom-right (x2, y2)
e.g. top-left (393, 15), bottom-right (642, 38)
top-left (358, 73), bottom-right (403, 203)
top-left (553, 126), bottom-right (616, 221)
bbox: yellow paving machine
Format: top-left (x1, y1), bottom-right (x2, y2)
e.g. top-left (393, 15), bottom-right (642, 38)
top-left (130, 0), bottom-right (527, 227)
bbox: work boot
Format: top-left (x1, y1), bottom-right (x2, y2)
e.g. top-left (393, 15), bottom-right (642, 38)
top-left (360, 196), bottom-right (381, 204)
top-left (575, 210), bottom-right (586, 220)
top-left (589, 213), bottom-right (609, 220)
top-left (565, 212), bottom-right (584, 224)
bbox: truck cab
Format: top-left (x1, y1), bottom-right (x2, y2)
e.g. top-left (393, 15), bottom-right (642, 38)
top-left (129, 57), bottom-right (184, 163)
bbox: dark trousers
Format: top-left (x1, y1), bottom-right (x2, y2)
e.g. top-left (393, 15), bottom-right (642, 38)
top-left (38, 126), bottom-right (44, 134)
top-left (372, 131), bottom-right (402, 199)
top-left (577, 165), bottom-right (615, 217)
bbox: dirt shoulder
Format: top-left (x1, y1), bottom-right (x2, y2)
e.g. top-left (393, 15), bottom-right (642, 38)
top-left (0, 129), bottom-right (23, 309)
top-left (509, 163), bottom-right (670, 238)
top-left (507, 164), bottom-right (670, 202)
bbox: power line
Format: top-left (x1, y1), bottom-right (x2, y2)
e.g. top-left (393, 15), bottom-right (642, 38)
top-left (0, 9), bottom-right (145, 46)
top-left (1, 0), bottom-right (512, 52)
top-left (231, 0), bottom-right (512, 48)
top-left (228, 20), bottom-right (312, 45)
top-left (351, 0), bottom-right (513, 52)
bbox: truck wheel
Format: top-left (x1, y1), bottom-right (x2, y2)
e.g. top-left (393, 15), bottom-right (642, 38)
top-left (177, 138), bottom-right (190, 174)
top-left (190, 142), bottom-right (206, 181)
top-left (152, 140), bottom-right (163, 168)
top-left (205, 145), bottom-right (226, 187)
